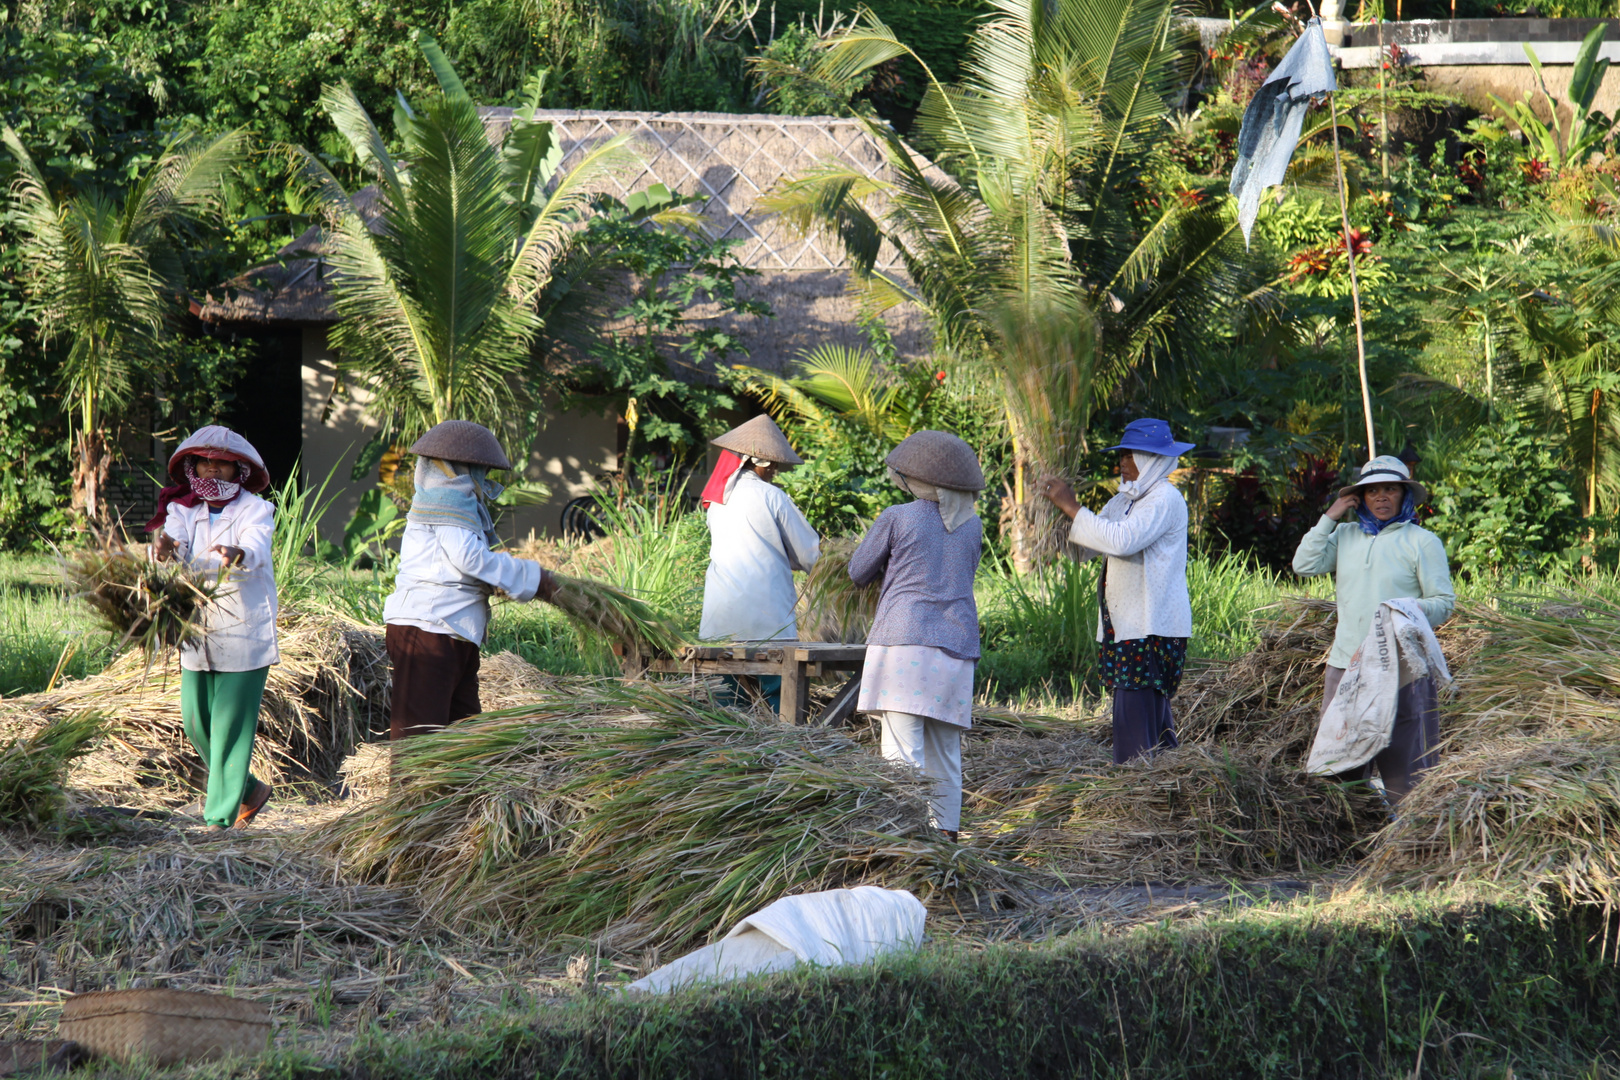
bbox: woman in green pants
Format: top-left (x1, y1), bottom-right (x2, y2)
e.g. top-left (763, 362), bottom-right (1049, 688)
top-left (148, 426), bottom-right (279, 828)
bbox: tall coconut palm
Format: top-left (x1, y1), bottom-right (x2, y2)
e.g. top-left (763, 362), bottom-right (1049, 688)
top-left (296, 34), bottom-right (638, 454)
top-left (766, 0), bottom-right (1261, 475)
top-left (3, 126), bottom-right (246, 523)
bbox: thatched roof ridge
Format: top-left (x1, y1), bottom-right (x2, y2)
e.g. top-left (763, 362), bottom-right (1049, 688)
top-left (198, 108), bottom-right (921, 326)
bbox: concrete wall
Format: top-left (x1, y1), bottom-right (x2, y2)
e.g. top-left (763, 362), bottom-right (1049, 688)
top-left (299, 327), bottom-right (619, 545)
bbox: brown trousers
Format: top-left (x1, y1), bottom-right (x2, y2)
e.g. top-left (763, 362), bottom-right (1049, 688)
top-left (1322, 664), bottom-right (1440, 801)
top-left (385, 624), bottom-right (482, 740)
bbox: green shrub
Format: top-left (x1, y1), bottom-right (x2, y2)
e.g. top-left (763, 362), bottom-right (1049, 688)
top-left (1427, 421), bottom-right (1584, 581)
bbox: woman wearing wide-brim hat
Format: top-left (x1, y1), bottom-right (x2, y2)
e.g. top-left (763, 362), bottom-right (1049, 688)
top-left (849, 430), bottom-right (985, 840)
top-left (1040, 418), bottom-right (1195, 763)
top-left (1292, 455), bottom-right (1455, 800)
top-left (698, 414), bottom-right (821, 712)
top-left (382, 420), bottom-right (559, 740)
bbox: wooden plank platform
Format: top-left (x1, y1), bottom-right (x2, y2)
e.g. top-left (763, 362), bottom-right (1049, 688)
top-left (624, 640), bottom-right (867, 726)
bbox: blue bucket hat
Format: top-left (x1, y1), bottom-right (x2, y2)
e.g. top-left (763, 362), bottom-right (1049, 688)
top-left (1103, 418), bottom-right (1196, 458)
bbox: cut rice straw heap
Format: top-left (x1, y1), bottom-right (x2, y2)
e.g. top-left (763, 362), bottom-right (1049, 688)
top-left (796, 541), bottom-right (878, 643)
top-left (316, 681), bottom-right (1024, 954)
top-left (544, 573), bottom-right (689, 659)
top-left (0, 609), bottom-right (389, 798)
top-left (58, 534), bottom-right (223, 656)
top-left (1358, 734), bottom-right (1620, 909)
top-left (987, 744), bottom-right (1387, 882)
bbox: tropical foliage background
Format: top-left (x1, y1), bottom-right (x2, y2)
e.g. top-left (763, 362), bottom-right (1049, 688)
top-left (6, 0), bottom-right (1620, 588)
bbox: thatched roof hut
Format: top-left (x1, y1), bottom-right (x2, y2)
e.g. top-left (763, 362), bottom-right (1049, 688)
top-left (197, 109), bottom-right (936, 539)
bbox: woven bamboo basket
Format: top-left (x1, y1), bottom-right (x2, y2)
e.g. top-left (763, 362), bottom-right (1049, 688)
top-left (59, 989), bottom-right (270, 1065)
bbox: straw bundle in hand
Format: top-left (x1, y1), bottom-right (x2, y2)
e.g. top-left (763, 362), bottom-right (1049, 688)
top-left (543, 572), bottom-right (688, 659)
top-left (796, 542), bottom-right (878, 643)
top-left (60, 536), bottom-right (222, 654)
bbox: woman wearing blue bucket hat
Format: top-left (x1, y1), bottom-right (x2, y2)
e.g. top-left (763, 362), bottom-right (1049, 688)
top-left (1040, 418), bottom-right (1195, 763)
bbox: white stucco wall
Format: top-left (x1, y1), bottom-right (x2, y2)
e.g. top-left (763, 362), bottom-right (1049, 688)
top-left (299, 327), bottom-right (619, 544)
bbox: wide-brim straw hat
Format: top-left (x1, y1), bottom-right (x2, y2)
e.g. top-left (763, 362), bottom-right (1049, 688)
top-left (408, 421), bottom-right (512, 470)
top-left (166, 426), bottom-right (270, 492)
top-left (886, 430), bottom-right (985, 492)
top-left (711, 414), bottom-right (803, 465)
top-left (1338, 454), bottom-right (1428, 504)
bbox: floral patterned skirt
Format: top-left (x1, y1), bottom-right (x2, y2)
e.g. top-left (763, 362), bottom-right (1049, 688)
top-left (1099, 569), bottom-right (1188, 696)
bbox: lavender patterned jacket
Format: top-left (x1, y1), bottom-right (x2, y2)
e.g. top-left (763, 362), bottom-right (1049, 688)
top-left (849, 500), bottom-right (982, 660)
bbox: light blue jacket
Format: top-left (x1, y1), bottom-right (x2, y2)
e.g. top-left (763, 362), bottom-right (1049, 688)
top-left (1291, 514), bottom-right (1456, 669)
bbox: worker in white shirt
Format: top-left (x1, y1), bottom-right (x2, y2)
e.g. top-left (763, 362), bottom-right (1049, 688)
top-left (697, 414), bottom-right (820, 712)
top-left (148, 426), bottom-right (279, 828)
top-left (382, 421), bottom-right (558, 739)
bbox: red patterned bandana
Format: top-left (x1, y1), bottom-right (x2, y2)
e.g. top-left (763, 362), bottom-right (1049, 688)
top-left (185, 456), bottom-right (247, 504)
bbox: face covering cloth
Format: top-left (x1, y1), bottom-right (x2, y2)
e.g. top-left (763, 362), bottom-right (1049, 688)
top-left (407, 457), bottom-right (503, 546)
top-left (887, 466), bottom-right (977, 533)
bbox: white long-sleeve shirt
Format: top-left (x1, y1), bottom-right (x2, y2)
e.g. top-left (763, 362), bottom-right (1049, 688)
top-left (383, 522), bottom-right (541, 645)
top-left (163, 494), bottom-right (280, 672)
top-left (700, 471), bottom-right (820, 641)
top-left (1067, 481), bottom-right (1193, 642)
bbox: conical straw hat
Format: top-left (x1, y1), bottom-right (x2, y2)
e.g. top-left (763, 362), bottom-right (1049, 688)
top-left (886, 430), bottom-right (984, 492)
top-left (711, 414), bottom-right (803, 465)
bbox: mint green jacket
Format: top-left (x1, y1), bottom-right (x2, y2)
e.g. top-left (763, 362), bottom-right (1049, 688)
top-left (1291, 514), bottom-right (1456, 669)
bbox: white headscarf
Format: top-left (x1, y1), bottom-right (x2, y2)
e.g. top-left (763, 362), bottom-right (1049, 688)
top-left (887, 465), bottom-right (978, 533)
top-left (1098, 451), bottom-right (1179, 521)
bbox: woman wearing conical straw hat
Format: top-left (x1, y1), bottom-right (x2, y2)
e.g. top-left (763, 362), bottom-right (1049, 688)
top-left (849, 431), bottom-right (985, 841)
top-left (1040, 418), bottom-right (1196, 764)
top-left (147, 425), bottom-right (279, 828)
top-left (383, 421), bottom-right (559, 739)
top-left (1291, 455), bottom-right (1455, 802)
top-left (698, 414), bottom-right (821, 712)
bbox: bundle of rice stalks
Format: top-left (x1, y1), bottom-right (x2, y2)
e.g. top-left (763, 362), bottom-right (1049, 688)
top-left (316, 681), bottom-right (1024, 954)
top-left (0, 713), bottom-right (107, 828)
top-left (796, 541), bottom-right (878, 643)
top-left (991, 745), bottom-right (1386, 883)
top-left (59, 536), bottom-right (222, 655)
top-left (0, 609), bottom-right (389, 801)
top-left (1358, 734), bottom-right (1620, 908)
top-left (544, 573), bottom-right (689, 659)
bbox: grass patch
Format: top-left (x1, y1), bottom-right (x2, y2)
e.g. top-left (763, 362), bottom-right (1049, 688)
top-left (0, 555), bottom-right (118, 697)
top-left (266, 892), bottom-right (1620, 1080)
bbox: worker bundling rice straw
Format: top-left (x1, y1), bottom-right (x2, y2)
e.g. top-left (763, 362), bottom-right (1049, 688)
top-left (146, 425), bottom-right (278, 829)
top-left (698, 414), bottom-right (821, 712)
top-left (849, 430), bottom-right (985, 841)
top-left (1040, 418), bottom-right (1196, 764)
top-left (383, 421), bottom-right (559, 739)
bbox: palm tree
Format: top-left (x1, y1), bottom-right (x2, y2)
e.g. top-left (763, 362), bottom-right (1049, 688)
top-left (3, 126), bottom-right (246, 524)
top-left (765, 0), bottom-right (1264, 565)
top-left (780, 0), bottom-right (1264, 378)
top-left (295, 34), bottom-right (638, 455)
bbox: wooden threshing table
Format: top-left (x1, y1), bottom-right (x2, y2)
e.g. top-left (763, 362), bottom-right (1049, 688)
top-left (618, 642), bottom-right (866, 727)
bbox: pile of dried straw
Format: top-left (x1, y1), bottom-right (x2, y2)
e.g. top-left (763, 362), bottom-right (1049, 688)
top-left (0, 609), bottom-right (389, 799)
top-left (317, 681), bottom-right (1024, 953)
top-left (1359, 734), bottom-right (1620, 908)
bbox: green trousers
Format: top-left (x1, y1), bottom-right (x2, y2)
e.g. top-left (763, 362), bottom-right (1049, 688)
top-left (181, 667), bottom-right (268, 828)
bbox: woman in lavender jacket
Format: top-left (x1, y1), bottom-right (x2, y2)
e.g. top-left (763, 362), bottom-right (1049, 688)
top-left (849, 431), bottom-right (985, 841)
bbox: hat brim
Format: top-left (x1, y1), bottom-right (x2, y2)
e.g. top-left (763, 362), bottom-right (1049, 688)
top-left (1339, 478), bottom-right (1429, 504)
top-left (1104, 440), bottom-right (1197, 457)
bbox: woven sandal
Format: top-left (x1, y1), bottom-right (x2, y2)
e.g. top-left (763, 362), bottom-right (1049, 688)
top-left (235, 780), bottom-right (272, 827)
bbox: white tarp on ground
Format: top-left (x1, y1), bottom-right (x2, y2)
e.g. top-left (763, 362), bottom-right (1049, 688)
top-left (1306, 597), bottom-right (1452, 775)
top-left (626, 887), bottom-right (926, 994)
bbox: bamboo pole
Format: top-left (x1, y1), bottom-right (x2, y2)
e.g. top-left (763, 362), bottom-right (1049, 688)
top-left (1328, 91), bottom-right (1378, 463)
